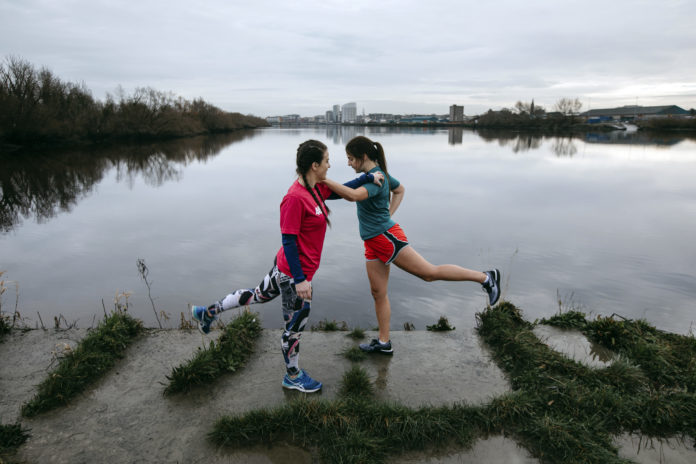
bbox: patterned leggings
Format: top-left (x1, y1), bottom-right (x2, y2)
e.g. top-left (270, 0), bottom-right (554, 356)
top-left (212, 261), bottom-right (310, 375)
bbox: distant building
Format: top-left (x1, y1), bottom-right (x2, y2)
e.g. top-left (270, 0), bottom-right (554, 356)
top-left (326, 110), bottom-right (334, 123)
top-left (342, 102), bottom-right (357, 123)
top-left (449, 104), bottom-right (464, 122)
top-left (581, 105), bottom-right (688, 121)
top-left (400, 115), bottom-right (439, 123)
top-left (332, 104), bottom-right (341, 123)
top-left (367, 113), bottom-right (395, 123)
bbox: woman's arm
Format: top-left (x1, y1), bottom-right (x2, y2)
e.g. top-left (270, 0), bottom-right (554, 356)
top-left (321, 178), bottom-right (370, 202)
top-left (389, 184), bottom-right (405, 216)
top-left (326, 172), bottom-right (383, 200)
top-left (282, 233), bottom-right (312, 300)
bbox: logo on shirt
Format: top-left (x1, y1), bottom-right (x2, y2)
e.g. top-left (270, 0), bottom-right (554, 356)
top-left (315, 206), bottom-right (323, 216)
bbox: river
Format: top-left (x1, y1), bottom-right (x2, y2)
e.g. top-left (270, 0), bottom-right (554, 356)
top-left (1, 126), bottom-right (695, 334)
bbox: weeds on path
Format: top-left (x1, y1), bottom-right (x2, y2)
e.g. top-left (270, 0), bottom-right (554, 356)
top-left (211, 302), bottom-right (696, 463)
top-left (426, 316), bottom-right (455, 331)
top-left (21, 310), bottom-right (143, 417)
top-left (164, 310), bottom-right (262, 395)
top-left (0, 423), bottom-right (30, 461)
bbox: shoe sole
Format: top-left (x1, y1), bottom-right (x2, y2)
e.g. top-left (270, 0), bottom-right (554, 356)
top-left (359, 347), bottom-right (394, 355)
top-left (191, 306), bottom-right (210, 335)
top-left (489, 269), bottom-right (501, 306)
top-left (282, 383), bottom-right (322, 393)
top-left (196, 323), bottom-right (209, 335)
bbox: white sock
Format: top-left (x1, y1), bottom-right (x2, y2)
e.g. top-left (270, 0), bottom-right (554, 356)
top-left (483, 275), bottom-right (490, 285)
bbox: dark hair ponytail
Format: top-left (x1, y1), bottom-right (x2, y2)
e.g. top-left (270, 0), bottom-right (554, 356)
top-left (296, 139), bottom-right (331, 227)
top-left (345, 136), bottom-right (390, 189)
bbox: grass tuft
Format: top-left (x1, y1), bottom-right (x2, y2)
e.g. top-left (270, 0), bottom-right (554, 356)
top-left (584, 314), bottom-right (696, 392)
top-left (21, 310), bottom-right (143, 417)
top-left (311, 319), bottom-right (348, 332)
top-left (347, 327), bottom-right (365, 339)
top-left (343, 346), bottom-right (367, 362)
top-left (538, 310), bottom-right (588, 330)
top-left (164, 310), bottom-right (262, 395)
top-left (338, 365), bottom-right (374, 399)
top-left (426, 316), bottom-right (455, 331)
top-left (0, 314), bottom-right (10, 343)
top-left (0, 423), bottom-right (30, 458)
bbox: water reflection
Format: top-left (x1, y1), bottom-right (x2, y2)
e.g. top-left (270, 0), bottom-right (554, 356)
top-left (3, 126), bottom-right (696, 335)
top-left (0, 131), bottom-right (259, 232)
top-left (476, 130), bottom-right (543, 153)
top-left (323, 124), bottom-right (441, 145)
top-left (550, 137), bottom-right (578, 157)
top-left (584, 130), bottom-right (692, 146)
top-left (448, 127), bottom-right (463, 145)
top-left (4, 126), bottom-right (693, 234)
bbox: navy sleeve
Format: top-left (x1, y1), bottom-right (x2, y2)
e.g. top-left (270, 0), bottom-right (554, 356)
top-left (328, 173), bottom-right (375, 200)
top-left (281, 234), bottom-right (305, 283)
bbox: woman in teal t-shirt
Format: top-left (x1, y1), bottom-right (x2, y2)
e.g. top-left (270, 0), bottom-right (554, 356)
top-left (321, 135), bottom-right (501, 355)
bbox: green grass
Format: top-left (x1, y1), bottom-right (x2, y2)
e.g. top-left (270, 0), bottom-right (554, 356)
top-left (546, 311), bottom-right (696, 393)
top-left (311, 319), bottom-right (348, 332)
top-left (338, 365), bottom-right (374, 399)
top-left (347, 327), bottom-right (365, 340)
top-left (164, 310), bottom-right (262, 395)
top-left (538, 309), bottom-right (588, 330)
top-left (0, 314), bottom-right (10, 343)
top-left (342, 346), bottom-right (367, 362)
top-left (210, 302), bottom-right (696, 463)
top-left (0, 423), bottom-right (30, 459)
top-left (21, 310), bottom-right (143, 417)
top-left (426, 316), bottom-right (455, 331)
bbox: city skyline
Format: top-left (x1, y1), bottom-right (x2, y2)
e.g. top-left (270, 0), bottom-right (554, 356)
top-left (2, 1), bottom-right (695, 117)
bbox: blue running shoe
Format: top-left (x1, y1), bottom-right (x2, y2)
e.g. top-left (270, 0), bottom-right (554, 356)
top-left (482, 269), bottom-right (501, 306)
top-left (359, 338), bottom-right (393, 355)
top-left (282, 369), bottom-right (322, 393)
top-left (191, 305), bottom-right (216, 334)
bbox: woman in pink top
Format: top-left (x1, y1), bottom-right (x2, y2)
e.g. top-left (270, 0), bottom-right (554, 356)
top-left (191, 139), bottom-right (381, 393)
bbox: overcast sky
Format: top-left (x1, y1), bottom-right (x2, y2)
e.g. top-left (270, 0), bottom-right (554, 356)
top-left (2, 0), bottom-right (695, 117)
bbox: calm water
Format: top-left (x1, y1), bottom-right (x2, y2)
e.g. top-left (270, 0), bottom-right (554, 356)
top-left (2, 127), bottom-right (695, 334)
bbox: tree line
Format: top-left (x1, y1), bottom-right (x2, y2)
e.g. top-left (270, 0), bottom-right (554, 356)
top-left (475, 98), bottom-right (584, 130)
top-left (0, 56), bottom-right (268, 146)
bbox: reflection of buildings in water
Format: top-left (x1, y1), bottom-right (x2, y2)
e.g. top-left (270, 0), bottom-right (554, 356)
top-left (448, 127), bottom-right (463, 145)
top-left (324, 124), bottom-right (364, 145)
top-left (325, 124), bottom-right (453, 145)
top-left (584, 131), bottom-right (685, 147)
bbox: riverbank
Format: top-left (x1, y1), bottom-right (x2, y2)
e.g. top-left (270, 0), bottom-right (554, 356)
top-left (1, 303), bottom-right (695, 463)
top-left (0, 56), bottom-right (269, 151)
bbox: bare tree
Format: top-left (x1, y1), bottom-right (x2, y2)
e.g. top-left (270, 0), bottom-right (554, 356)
top-left (555, 97), bottom-right (583, 116)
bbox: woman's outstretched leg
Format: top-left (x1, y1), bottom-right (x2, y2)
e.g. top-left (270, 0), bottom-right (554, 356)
top-left (393, 247), bottom-right (501, 305)
top-left (191, 263), bottom-right (281, 334)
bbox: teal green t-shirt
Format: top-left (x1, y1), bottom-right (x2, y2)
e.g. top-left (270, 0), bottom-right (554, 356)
top-left (356, 167), bottom-right (400, 240)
